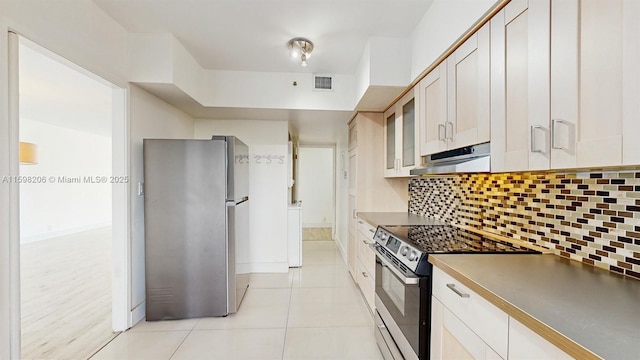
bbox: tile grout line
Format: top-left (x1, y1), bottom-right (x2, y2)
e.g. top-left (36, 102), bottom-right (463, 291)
top-left (86, 331), bottom-right (122, 359)
top-left (280, 265), bottom-right (296, 360)
top-left (167, 328), bottom-right (193, 360)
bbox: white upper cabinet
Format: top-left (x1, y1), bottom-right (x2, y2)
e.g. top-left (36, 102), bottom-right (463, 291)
top-left (551, 0), bottom-right (640, 169)
top-left (446, 22), bottom-right (491, 151)
top-left (492, 0), bottom-right (640, 172)
top-left (419, 62), bottom-right (448, 156)
top-left (420, 22), bottom-right (491, 157)
top-left (490, 0), bottom-right (551, 172)
top-left (384, 87), bottom-right (420, 177)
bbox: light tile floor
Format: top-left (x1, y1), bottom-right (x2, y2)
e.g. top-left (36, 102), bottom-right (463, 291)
top-left (90, 241), bottom-right (383, 360)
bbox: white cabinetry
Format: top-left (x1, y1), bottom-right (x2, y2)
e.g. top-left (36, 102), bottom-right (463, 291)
top-left (431, 267), bottom-right (508, 359)
top-left (347, 113), bottom-right (407, 280)
top-left (420, 22), bottom-right (491, 157)
top-left (431, 266), bottom-right (572, 360)
top-left (431, 297), bottom-right (503, 360)
top-left (355, 217), bottom-right (377, 312)
top-left (550, 0), bottom-right (640, 168)
top-left (490, 0), bottom-right (551, 172)
top-left (419, 63), bottom-right (448, 155)
top-left (446, 22), bottom-right (491, 151)
top-left (491, 0), bottom-right (640, 171)
top-left (348, 148), bottom-right (357, 277)
top-left (384, 87), bottom-right (420, 177)
top-left (508, 318), bottom-right (572, 360)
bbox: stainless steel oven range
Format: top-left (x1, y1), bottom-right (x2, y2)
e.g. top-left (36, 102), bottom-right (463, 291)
top-left (372, 224), bottom-right (540, 360)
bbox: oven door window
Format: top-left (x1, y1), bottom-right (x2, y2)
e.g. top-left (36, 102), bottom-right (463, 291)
top-left (381, 266), bottom-right (406, 315)
top-left (375, 254), bottom-right (422, 356)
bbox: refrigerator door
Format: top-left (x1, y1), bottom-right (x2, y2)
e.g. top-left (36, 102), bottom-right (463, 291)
top-left (220, 135), bottom-right (250, 313)
top-left (227, 197), bottom-right (249, 313)
top-left (144, 139), bottom-right (228, 320)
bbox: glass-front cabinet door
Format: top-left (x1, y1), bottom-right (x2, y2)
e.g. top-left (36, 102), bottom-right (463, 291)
top-left (384, 86), bottom-right (419, 178)
top-left (384, 111), bottom-right (397, 176)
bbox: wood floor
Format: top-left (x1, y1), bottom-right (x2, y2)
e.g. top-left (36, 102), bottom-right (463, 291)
top-left (20, 227), bottom-right (116, 360)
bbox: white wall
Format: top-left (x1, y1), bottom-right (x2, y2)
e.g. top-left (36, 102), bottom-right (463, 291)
top-left (129, 85), bottom-right (195, 319)
top-left (19, 119), bottom-right (112, 242)
top-left (298, 146), bottom-right (334, 228)
top-left (195, 119), bottom-right (290, 273)
top-left (410, 0), bottom-right (498, 80)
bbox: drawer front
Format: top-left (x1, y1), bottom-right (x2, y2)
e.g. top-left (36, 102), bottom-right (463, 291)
top-left (357, 218), bottom-right (377, 238)
top-left (432, 267), bottom-right (508, 358)
top-left (357, 231), bottom-right (376, 275)
top-left (356, 259), bottom-right (375, 312)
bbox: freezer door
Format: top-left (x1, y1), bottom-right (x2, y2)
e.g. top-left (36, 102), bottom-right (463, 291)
top-left (219, 136), bottom-right (249, 201)
top-left (144, 139), bottom-right (228, 320)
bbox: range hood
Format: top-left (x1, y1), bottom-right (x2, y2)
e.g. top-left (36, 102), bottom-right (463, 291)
top-left (410, 142), bottom-right (490, 175)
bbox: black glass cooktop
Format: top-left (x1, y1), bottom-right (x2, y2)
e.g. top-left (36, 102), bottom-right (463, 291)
top-left (382, 225), bottom-right (540, 254)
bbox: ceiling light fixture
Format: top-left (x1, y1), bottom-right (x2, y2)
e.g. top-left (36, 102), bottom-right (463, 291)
top-left (287, 37), bottom-right (314, 67)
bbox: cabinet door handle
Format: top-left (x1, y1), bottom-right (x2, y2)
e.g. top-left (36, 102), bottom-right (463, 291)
top-left (446, 283), bottom-right (470, 298)
top-left (530, 125), bottom-right (544, 153)
top-left (362, 272), bottom-right (369, 278)
top-left (438, 124), bottom-right (446, 142)
top-left (358, 220), bottom-right (363, 224)
top-left (369, 229), bottom-right (375, 233)
top-left (551, 119), bottom-right (569, 150)
top-left (445, 121), bottom-right (454, 141)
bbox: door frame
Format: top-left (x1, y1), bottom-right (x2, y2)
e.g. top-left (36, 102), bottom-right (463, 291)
top-left (297, 144), bottom-right (336, 236)
top-left (1, 31), bottom-right (131, 358)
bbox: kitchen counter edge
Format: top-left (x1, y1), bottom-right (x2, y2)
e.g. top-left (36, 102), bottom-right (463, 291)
top-left (428, 254), bottom-right (613, 360)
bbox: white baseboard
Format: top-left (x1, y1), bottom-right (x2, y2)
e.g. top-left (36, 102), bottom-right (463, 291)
top-left (335, 236), bottom-right (347, 264)
top-left (250, 262), bottom-right (289, 273)
top-left (20, 222), bottom-right (111, 244)
top-left (130, 302), bottom-right (146, 329)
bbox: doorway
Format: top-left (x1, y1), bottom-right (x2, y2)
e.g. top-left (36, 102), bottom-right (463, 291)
top-left (297, 146), bottom-right (335, 241)
top-left (13, 35), bottom-right (128, 358)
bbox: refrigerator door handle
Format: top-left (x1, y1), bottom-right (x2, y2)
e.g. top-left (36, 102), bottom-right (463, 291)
top-left (227, 196), bottom-right (249, 206)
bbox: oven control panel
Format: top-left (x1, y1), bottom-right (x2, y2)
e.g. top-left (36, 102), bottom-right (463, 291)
top-left (374, 227), bottom-right (424, 272)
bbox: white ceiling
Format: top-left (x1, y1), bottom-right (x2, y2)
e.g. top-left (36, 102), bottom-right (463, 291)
top-left (20, 1), bottom-right (435, 143)
top-left (92, 0), bottom-right (434, 143)
top-left (93, 0), bottom-right (433, 74)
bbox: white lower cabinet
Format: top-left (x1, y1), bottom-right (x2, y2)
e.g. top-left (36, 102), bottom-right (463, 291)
top-left (508, 318), bottom-right (572, 360)
top-left (431, 267), bottom-right (571, 360)
top-left (431, 267), bottom-right (508, 359)
top-left (431, 297), bottom-right (503, 360)
top-left (355, 217), bottom-right (377, 312)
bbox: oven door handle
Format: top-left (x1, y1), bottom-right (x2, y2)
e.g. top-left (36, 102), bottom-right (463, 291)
top-left (374, 252), bottom-right (420, 285)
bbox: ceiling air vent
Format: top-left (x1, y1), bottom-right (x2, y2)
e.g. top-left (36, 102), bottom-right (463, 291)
top-left (313, 75), bottom-right (333, 91)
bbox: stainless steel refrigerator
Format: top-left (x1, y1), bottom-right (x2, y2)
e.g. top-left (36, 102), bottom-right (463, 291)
top-left (143, 136), bottom-right (250, 320)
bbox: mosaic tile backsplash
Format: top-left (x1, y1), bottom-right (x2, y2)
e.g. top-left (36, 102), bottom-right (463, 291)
top-left (409, 170), bottom-right (640, 280)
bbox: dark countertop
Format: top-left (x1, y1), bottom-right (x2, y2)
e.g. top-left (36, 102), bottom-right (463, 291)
top-left (429, 254), bottom-right (640, 360)
top-left (357, 212), bottom-right (446, 227)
